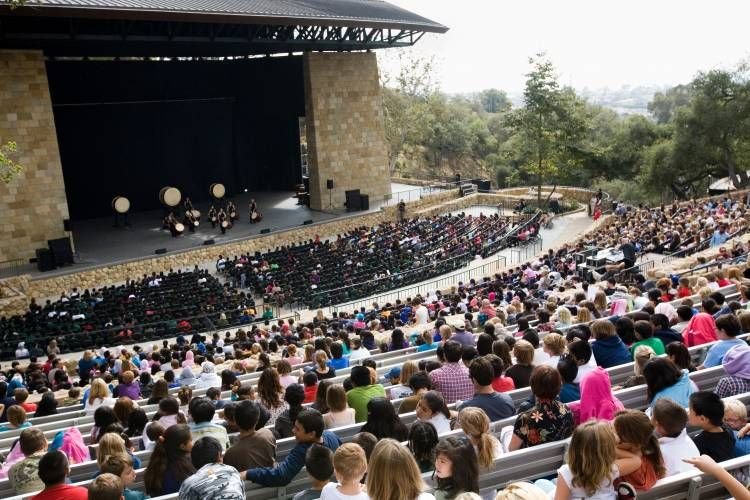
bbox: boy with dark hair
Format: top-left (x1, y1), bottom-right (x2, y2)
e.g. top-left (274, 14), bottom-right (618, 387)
top-left (303, 371), bottom-right (318, 404)
top-left (88, 473), bottom-right (124, 500)
top-left (652, 398), bottom-right (700, 476)
top-left (31, 451), bottom-right (88, 500)
top-left (9, 428), bottom-right (48, 494)
top-left (689, 391), bottom-right (736, 462)
top-left (397, 372), bottom-right (432, 414)
top-left (179, 437), bottom-right (245, 500)
top-left (243, 409), bottom-right (341, 486)
top-left (346, 366), bottom-right (386, 422)
top-left (223, 400), bottom-right (276, 472)
top-left (456, 356), bottom-right (514, 421)
top-left (292, 444), bottom-right (334, 500)
top-left (700, 314), bottom-right (746, 368)
top-left (189, 397), bottom-right (230, 451)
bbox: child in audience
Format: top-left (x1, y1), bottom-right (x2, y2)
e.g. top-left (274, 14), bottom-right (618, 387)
top-left (15, 389), bottom-right (37, 413)
top-left (366, 438), bottom-right (435, 500)
top-left (408, 421), bottom-right (439, 473)
top-left (651, 398), bottom-right (701, 475)
top-left (434, 436), bottom-right (479, 500)
top-left (320, 443), bottom-right (368, 500)
top-left (689, 391), bottom-right (736, 462)
top-left (155, 397), bottom-right (186, 428)
top-left (0, 406), bottom-right (30, 432)
top-left (613, 409), bottom-right (666, 492)
top-left (349, 432), bottom-right (378, 462)
top-left (495, 482), bottom-right (548, 500)
top-left (458, 407), bottom-right (502, 469)
top-left (63, 387), bottom-right (81, 407)
top-left (143, 424), bottom-right (195, 496)
top-left (141, 421), bottom-right (165, 451)
top-left (324, 384), bottom-right (355, 429)
top-left (723, 399), bottom-right (750, 456)
top-left (99, 454), bottom-right (147, 500)
top-left (303, 371), bottom-right (319, 404)
top-left (292, 444), bottom-right (334, 500)
top-left (88, 473), bottom-right (124, 500)
top-left (538, 420), bottom-right (640, 499)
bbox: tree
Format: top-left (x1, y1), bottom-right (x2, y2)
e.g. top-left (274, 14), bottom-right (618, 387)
top-left (0, 141), bottom-right (23, 184)
top-left (476, 89), bottom-right (511, 114)
top-left (507, 54), bottom-right (588, 206)
top-left (648, 84), bottom-right (692, 124)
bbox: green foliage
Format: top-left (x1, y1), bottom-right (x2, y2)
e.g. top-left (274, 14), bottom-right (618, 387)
top-left (0, 141), bottom-right (23, 184)
top-left (381, 52), bottom-right (750, 202)
top-left (8, 0), bottom-right (25, 9)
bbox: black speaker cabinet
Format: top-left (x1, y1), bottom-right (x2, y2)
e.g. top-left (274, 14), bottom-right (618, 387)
top-left (360, 194), bottom-right (370, 211)
top-left (326, 179), bottom-right (334, 190)
top-left (35, 248), bottom-right (54, 272)
top-left (63, 218), bottom-right (72, 232)
top-left (47, 237), bottom-right (74, 266)
top-left (154, 248), bottom-right (167, 255)
top-left (345, 189), bottom-right (361, 212)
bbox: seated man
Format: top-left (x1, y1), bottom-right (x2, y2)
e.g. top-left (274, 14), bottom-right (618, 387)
top-left (457, 356), bottom-right (514, 421)
top-left (242, 409), bottom-right (340, 487)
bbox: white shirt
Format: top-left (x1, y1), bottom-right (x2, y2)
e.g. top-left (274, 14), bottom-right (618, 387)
top-left (557, 463), bottom-right (618, 500)
top-left (348, 347), bottom-right (371, 362)
top-left (414, 305), bottom-right (430, 325)
top-left (659, 429), bottom-right (700, 476)
top-left (320, 482), bottom-right (368, 500)
top-left (573, 356), bottom-right (597, 384)
top-left (389, 385), bottom-right (413, 400)
top-left (421, 413), bottom-right (452, 435)
top-left (533, 348), bottom-right (551, 366)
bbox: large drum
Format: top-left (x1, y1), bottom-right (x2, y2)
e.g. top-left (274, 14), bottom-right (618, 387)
top-left (221, 220), bottom-right (230, 229)
top-left (174, 222), bottom-right (185, 234)
top-left (188, 209), bottom-right (201, 219)
top-left (159, 187), bottom-right (182, 207)
top-left (210, 183), bottom-right (226, 199)
top-left (111, 196), bottom-right (130, 214)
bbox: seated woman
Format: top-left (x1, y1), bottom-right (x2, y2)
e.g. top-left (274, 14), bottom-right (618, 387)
top-left (508, 365), bottom-right (574, 451)
top-left (643, 358), bottom-right (694, 411)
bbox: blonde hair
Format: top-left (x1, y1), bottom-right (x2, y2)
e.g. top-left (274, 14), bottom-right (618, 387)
top-left (458, 407), bottom-right (500, 469)
top-left (633, 345), bottom-right (656, 376)
top-left (513, 340), bottom-right (534, 365)
top-left (333, 442), bottom-right (367, 482)
top-left (314, 350), bottom-right (328, 370)
top-left (698, 286), bottom-right (713, 299)
top-left (594, 291), bottom-right (608, 313)
top-left (89, 378), bottom-right (110, 404)
top-left (495, 482), bottom-right (548, 500)
top-left (542, 333), bottom-right (566, 356)
top-left (439, 324), bottom-right (453, 342)
top-left (97, 433), bottom-right (128, 467)
top-left (724, 399), bottom-right (748, 420)
top-left (366, 438), bottom-right (426, 500)
top-left (566, 420), bottom-right (617, 497)
top-left (576, 307), bottom-right (593, 323)
top-left (400, 361), bottom-right (419, 386)
top-left (591, 319), bottom-right (615, 340)
top-left (555, 307), bottom-right (572, 326)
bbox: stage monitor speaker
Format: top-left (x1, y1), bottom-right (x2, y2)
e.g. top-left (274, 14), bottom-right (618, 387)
top-left (345, 189), bottom-right (361, 212)
top-left (360, 194), bottom-right (369, 211)
top-left (63, 219), bottom-right (72, 232)
top-left (260, 228), bottom-right (271, 234)
top-left (155, 248), bottom-right (167, 255)
top-left (326, 179), bottom-right (334, 190)
top-left (47, 237), bottom-right (73, 266)
top-left (35, 248), bottom-right (54, 272)
top-left (303, 220), bottom-right (313, 225)
top-left (203, 239), bottom-right (215, 246)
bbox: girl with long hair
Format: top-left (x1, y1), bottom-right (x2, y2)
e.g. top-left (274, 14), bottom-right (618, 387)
top-left (257, 367), bottom-right (288, 425)
top-left (415, 391), bottom-right (452, 434)
top-left (143, 424), bottom-right (195, 496)
top-left (408, 421), bottom-right (439, 473)
top-left (457, 407), bottom-right (502, 469)
top-left (613, 410), bottom-right (667, 492)
top-left (361, 397), bottom-right (408, 441)
top-left (433, 436), bottom-right (479, 499)
top-left (366, 438), bottom-right (433, 500)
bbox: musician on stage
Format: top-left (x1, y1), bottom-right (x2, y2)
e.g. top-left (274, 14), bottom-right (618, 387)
top-left (208, 205), bottom-right (217, 228)
top-left (249, 198), bottom-right (262, 223)
top-left (218, 208), bottom-right (229, 235)
top-left (226, 200), bottom-right (238, 222)
top-left (184, 196), bottom-right (194, 212)
top-left (164, 212), bottom-right (180, 237)
top-left (184, 210), bottom-right (197, 233)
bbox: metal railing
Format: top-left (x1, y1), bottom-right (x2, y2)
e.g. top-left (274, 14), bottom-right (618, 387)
top-left (381, 180), bottom-right (463, 208)
top-left (329, 253), bottom-right (508, 315)
top-left (613, 258), bottom-right (656, 284)
top-left (0, 258), bottom-right (26, 275)
top-left (662, 225), bottom-right (749, 263)
top-left (509, 238), bottom-right (543, 264)
top-left (677, 252), bottom-right (750, 278)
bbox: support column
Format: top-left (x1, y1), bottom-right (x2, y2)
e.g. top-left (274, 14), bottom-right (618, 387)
top-left (0, 50), bottom-right (70, 263)
top-left (303, 51), bottom-right (390, 211)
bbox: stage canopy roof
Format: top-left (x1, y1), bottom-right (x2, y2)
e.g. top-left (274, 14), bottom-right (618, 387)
top-left (0, 0), bottom-right (447, 56)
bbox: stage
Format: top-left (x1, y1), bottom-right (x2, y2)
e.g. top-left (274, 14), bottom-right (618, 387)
top-left (4, 183), bottom-right (448, 279)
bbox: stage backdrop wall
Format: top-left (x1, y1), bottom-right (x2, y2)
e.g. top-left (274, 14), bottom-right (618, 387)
top-left (46, 57), bottom-right (305, 220)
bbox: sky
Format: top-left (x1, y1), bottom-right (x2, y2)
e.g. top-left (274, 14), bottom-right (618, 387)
top-left (383, 0), bottom-right (750, 94)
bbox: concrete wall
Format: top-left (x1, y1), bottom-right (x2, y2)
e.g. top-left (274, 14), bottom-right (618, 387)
top-left (0, 50), bottom-right (70, 263)
top-left (303, 52), bottom-right (389, 211)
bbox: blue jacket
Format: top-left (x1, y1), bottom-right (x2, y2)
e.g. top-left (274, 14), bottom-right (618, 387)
top-left (247, 430), bottom-right (341, 486)
top-left (592, 335), bottom-right (631, 369)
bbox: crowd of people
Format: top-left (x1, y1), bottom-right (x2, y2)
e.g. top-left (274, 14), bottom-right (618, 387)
top-left (0, 194), bottom-right (749, 499)
top-left (220, 212), bottom-right (524, 308)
